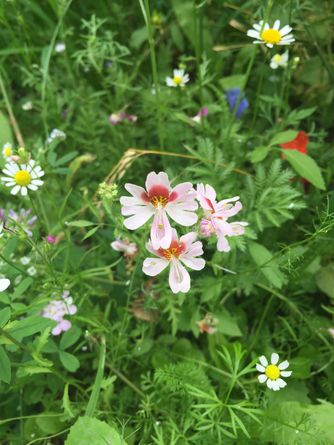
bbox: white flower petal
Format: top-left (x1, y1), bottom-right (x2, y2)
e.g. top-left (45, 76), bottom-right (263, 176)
top-left (142, 257), bottom-right (169, 277)
top-left (277, 378), bottom-right (287, 388)
top-left (273, 19), bottom-right (280, 30)
top-left (278, 360), bottom-right (289, 370)
top-left (247, 29), bottom-right (260, 39)
top-left (0, 278), bottom-right (10, 292)
top-left (11, 185), bottom-right (20, 195)
top-left (258, 374), bottom-right (267, 383)
top-left (256, 364), bottom-right (266, 373)
top-left (281, 370), bottom-right (292, 377)
top-left (259, 355), bottom-right (268, 367)
top-left (280, 25), bottom-right (292, 36)
top-left (271, 352), bottom-right (279, 365)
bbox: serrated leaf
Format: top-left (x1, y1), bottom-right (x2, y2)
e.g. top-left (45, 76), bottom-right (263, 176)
top-left (282, 149), bottom-right (326, 190)
top-left (65, 416), bottom-right (127, 445)
top-left (270, 130), bottom-right (298, 146)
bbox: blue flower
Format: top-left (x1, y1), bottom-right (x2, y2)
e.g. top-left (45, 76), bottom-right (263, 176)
top-left (225, 88), bottom-right (249, 119)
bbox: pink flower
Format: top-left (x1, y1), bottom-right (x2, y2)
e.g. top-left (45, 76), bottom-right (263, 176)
top-left (46, 235), bottom-right (56, 244)
top-left (111, 238), bottom-right (138, 257)
top-left (41, 291), bottom-right (77, 336)
top-left (142, 229), bottom-right (205, 294)
top-left (120, 172), bottom-right (198, 249)
top-left (197, 184), bottom-right (247, 252)
top-left (190, 107), bottom-right (209, 125)
top-left (109, 111), bottom-right (137, 125)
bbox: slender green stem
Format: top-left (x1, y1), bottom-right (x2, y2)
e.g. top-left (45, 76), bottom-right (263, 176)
top-left (248, 295), bottom-right (274, 354)
top-left (193, 0), bottom-right (203, 107)
top-left (140, 0), bottom-right (164, 150)
top-left (0, 72), bottom-right (25, 147)
top-left (85, 335), bottom-right (106, 417)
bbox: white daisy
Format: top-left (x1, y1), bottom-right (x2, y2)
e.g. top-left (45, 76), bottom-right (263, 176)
top-left (256, 352), bottom-right (292, 391)
top-left (1, 160), bottom-right (44, 196)
top-left (247, 20), bottom-right (295, 48)
top-left (166, 69), bottom-right (190, 88)
top-left (270, 51), bottom-right (289, 69)
top-left (2, 143), bottom-right (13, 159)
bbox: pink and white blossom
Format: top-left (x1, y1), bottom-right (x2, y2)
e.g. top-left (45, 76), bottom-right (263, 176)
top-left (111, 238), bottom-right (138, 257)
top-left (197, 184), bottom-right (247, 252)
top-left (41, 291), bottom-right (77, 336)
top-left (120, 172), bottom-right (198, 249)
top-left (142, 229), bottom-right (205, 294)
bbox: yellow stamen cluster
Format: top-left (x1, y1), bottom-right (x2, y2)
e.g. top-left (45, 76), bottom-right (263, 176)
top-left (151, 195), bottom-right (168, 208)
top-left (261, 29), bottom-right (281, 44)
top-left (14, 170), bottom-right (32, 186)
top-left (173, 76), bottom-right (182, 85)
top-left (265, 364), bottom-right (280, 380)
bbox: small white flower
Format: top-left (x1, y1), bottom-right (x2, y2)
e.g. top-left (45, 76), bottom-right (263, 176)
top-left (47, 128), bottom-right (66, 144)
top-left (1, 160), bottom-right (44, 196)
top-left (22, 101), bottom-right (33, 111)
top-left (270, 51), bottom-right (289, 69)
top-left (27, 266), bottom-right (37, 276)
top-left (257, 352), bottom-right (292, 391)
top-left (0, 278), bottom-right (10, 292)
top-left (166, 69), bottom-right (190, 88)
top-left (111, 239), bottom-right (138, 257)
top-left (20, 256), bottom-right (31, 266)
top-left (2, 143), bottom-right (13, 159)
top-left (247, 20), bottom-right (295, 48)
top-left (55, 42), bottom-right (66, 53)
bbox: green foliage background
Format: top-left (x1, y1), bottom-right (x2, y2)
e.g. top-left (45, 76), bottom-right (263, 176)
top-left (0, 0), bottom-right (334, 444)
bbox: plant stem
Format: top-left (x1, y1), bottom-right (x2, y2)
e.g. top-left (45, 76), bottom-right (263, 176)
top-left (85, 335), bottom-right (106, 416)
top-left (141, 0), bottom-right (164, 150)
top-left (0, 72), bottom-right (25, 147)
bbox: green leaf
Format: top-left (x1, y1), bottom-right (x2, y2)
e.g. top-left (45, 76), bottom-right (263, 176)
top-left (65, 417), bottom-right (127, 445)
top-left (16, 363), bottom-right (53, 378)
top-left (0, 111), bottom-right (13, 148)
top-left (59, 350), bottom-right (80, 372)
top-left (282, 149), bottom-right (326, 190)
top-left (12, 277), bottom-right (34, 300)
top-left (66, 220), bottom-right (96, 228)
top-left (7, 316), bottom-right (55, 341)
top-left (60, 326), bottom-right (81, 350)
top-left (216, 310), bottom-right (242, 337)
top-left (0, 308), bottom-right (11, 327)
top-left (0, 346), bottom-right (11, 383)
top-left (220, 74), bottom-right (246, 90)
top-left (250, 146), bottom-right (271, 163)
top-left (82, 226), bottom-right (99, 241)
top-left (270, 130), bottom-right (298, 146)
top-left (316, 263), bottom-right (334, 299)
top-left (62, 383), bottom-right (75, 418)
top-left (248, 242), bottom-right (285, 288)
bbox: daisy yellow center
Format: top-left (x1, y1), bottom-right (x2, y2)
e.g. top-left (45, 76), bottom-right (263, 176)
top-left (273, 54), bottom-right (282, 63)
top-left (265, 364), bottom-right (280, 380)
top-left (4, 147), bottom-right (12, 157)
top-left (261, 29), bottom-right (281, 44)
top-left (173, 76), bottom-right (182, 85)
top-left (14, 170), bottom-right (32, 186)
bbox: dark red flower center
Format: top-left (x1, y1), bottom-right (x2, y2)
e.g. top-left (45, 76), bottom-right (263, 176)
top-left (158, 240), bottom-right (185, 260)
top-left (142, 185), bottom-right (177, 208)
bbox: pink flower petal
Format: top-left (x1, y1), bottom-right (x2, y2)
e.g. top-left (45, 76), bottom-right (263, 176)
top-left (145, 172), bottom-right (170, 193)
top-left (150, 210), bottom-right (172, 249)
top-left (169, 260), bottom-right (190, 294)
top-left (123, 207), bottom-right (154, 230)
top-left (143, 257), bottom-right (169, 276)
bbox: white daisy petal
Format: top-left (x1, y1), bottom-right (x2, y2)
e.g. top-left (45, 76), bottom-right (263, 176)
top-left (11, 185), bottom-right (20, 195)
top-left (280, 25), bottom-right (292, 36)
top-left (247, 30), bottom-right (260, 39)
top-left (258, 374), bottom-right (267, 383)
top-left (21, 187), bottom-right (28, 196)
top-left (278, 360), bottom-right (289, 370)
top-left (277, 378), bottom-right (287, 388)
top-left (259, 355), bottom-right (268, 367)
top-left (271, 353), bottom-right (279, 365)
top-left (273, 19), bottom-right (280, 30)
top-left (281, 370), bottom-right (292, 377)
top-left (256, 364), bottom-right (266, 373)
top-left (271, 380), bottom-right (280, 391)
top-left (266, 379), bottom-right (273, 389)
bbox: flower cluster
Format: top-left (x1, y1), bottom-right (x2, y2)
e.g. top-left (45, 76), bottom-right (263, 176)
top-left (119, 171), bottom-right (247, 293)
top-left (41, 291), bottom-right (77, 336)
top-left (0, 208), bottom-right (37, 237)
top-left (47, 128), bottom-right (66, 144)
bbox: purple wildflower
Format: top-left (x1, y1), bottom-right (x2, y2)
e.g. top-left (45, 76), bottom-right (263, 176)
top-left (41, 291), bottom-right (77, 336)
top-left (4, 208), bottom-right (37, 237)
top-left (225, 88), bottom-right (249, 119)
